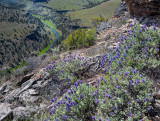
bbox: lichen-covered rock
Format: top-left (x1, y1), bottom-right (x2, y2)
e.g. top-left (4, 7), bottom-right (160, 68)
top-left (124, 0), bottom-right (160, 17)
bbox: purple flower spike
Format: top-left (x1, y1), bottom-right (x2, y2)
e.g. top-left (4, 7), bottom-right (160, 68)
top-left (92, 116), bottom-right (95, 120)
top-left (95, 99), bottom-right (99, 105)
top-left (80, 94), bottom-right (83, 99)
top-left (116, 85), bottom-right (120, 89)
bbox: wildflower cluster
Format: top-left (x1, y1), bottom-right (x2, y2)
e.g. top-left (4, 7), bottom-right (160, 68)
top-left (44, 54), bottom-right (86, 90)
top-left (46, 82), bottom-right (96, 121)
top-left (45, 23), bottom-right (160, 121)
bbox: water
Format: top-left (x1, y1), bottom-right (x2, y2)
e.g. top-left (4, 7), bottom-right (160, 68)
top-left (50, 28), bottom-right (59, 48)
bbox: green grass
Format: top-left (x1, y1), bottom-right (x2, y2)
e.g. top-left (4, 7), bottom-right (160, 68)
top-left (45, 0), bottom-right (106, 10)
top-left (66, 0), bottom-right (121, 26)
top-left (38, 36), bottom-right (56, 56)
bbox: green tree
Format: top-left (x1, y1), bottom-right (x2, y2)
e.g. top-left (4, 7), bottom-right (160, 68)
top-left (91, 15), bottom-right (106, 27)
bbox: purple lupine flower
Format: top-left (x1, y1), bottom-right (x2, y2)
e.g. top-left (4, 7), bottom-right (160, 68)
top-left (113, 96), bottom-right (117, 100)
top-left (143, 97), bottom-right (149, 102)
top-left (114, 106), bottom-right (117, 110)
top-left (115, 78), bottom-right (118, 81)
top-left (103, 99), bottom-right (106, 103)
top-left (141, 25), bottom-right (146, 31)
top-left (141, 79), bottom-right (145, 83)
top-left (134, 80), bottom-right (138, 85)
top-left (105, 94), bottom-right (111, 98)
top-left (130, 111), bottom-right (133, 117)
top-left (110, 112), bottom-right (114, 115)
top-left (132, 68), bottom-right (136, 74)
top-left (128, 102), bottom-right (130, 105)
top-left (95, 99), bottom-right (99, 105)
top-left (64, 95), bottom-right (68, 99)
top-left (136, 99), bottom-right (139, 102)
top-left (92, 116), bottom-right (95, 120)
top-left (146, 107), bottom-right (151, 111)
top-left (80, 94), bottom-right (83, 99)
top-left (51, 99), bottom-right (54, 102)
top-left (62, 115), bottom-right (67, 120)
top-left (151, 98), bottom-right (155, 102)
top-left (116, 85), bottom-right (120, 89)
top-left (129, 80), bottom-right (132, 86)
top-left (129, 24), bottom-right (133, 27)
top-left (98, 118), bottom-right (102, 121)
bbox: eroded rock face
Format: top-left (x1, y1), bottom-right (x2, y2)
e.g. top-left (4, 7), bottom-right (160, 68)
top-left (124, 0), bottom-right (160, 17)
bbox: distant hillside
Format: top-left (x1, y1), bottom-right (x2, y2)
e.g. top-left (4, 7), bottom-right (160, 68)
top-left (66, 0), bottom-right (121, 26)
top-left (45, 0), bottom-right (109, 10)
top-left (0, 4), bottom-right (53, 68)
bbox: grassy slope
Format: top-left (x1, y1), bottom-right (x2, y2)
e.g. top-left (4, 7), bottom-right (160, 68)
top-left (45, 0), bottom-right (105, 10)
top-left (66, 0), bottom-right (121, 26)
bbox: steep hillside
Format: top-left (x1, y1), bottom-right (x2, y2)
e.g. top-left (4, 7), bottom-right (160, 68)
top-left (45, 0), bottom-right (109, 10)
top-left (0, 4), bottom-right (53, 68)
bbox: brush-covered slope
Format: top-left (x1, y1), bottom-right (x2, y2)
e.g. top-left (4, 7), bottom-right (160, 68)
top-left (0, 4), bottom-right (52, 68)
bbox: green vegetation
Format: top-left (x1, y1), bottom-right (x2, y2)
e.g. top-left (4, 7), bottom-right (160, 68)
top-left (32, 14), bottom-right (61, 56)
top-left (66, 0), bottom-right (121, 26)
top-left (38, 33), bottom-right (56, 56)
top-left (45, 23), bottom-right (160, 121)
top-left (44, 55), bottom-right (85, 88)
top-left (91, 15), bottom-right (106, 27)
top-left (45, 0), bottom-right (108, 10)
top-left (0, 13), bottom-right (60, 82)
top-left (62, 28), bottom-right (96, 50)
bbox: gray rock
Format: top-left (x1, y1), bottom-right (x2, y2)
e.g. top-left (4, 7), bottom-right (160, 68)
top-left (76, 55), bottom-right (102, 78)
top-left (13, 106), bottom-right (38, 121)
top-left (0, 103), bottom-right (12, 121)
top-left (96, 22), bottom-right (112, 33)
top-left (114, 2), bottom-right (127, 17)
top-left (19, 89), bottom-right (42, 106)
top-left (154, 100), bottom-right (160, 116)
top-left (3, 88), bottom-right (21, 103)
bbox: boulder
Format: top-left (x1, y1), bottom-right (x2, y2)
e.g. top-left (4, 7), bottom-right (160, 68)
top-left (0, 103), bottom-right (13, 121)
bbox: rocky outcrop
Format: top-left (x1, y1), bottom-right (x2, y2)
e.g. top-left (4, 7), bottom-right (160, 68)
top-left (124, 0), bottom-right (160, 17)
top-left (0, 69), bottom-right (59, 120)
top-left (114, 1), bottom-right (127, 17)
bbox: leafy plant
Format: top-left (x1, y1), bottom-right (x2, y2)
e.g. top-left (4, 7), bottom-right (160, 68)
top-left (47, 82), bottom-right (96, 121)
top-left (62, 28), bottom-right (96, 50)
top-left (91, 15), bottom-right (106, 27)
top-left (44, 55), bottom-right (86, 90)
